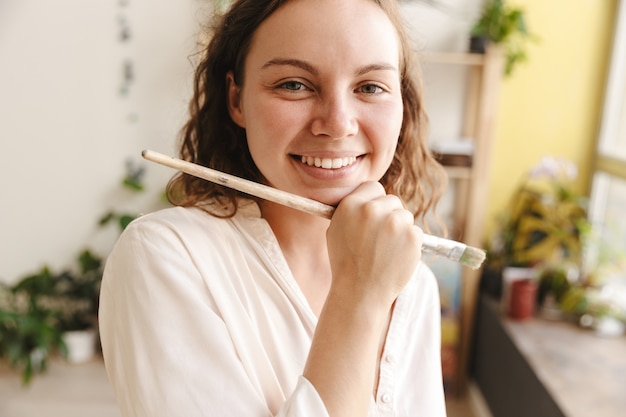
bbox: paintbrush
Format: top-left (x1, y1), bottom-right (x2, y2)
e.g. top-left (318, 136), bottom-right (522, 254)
top-left (142, 149), bottom-right (486, 269)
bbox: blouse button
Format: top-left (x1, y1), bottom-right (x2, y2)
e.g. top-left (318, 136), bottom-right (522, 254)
top-left (384, 354), bottom-right (394, 363)
top-left (381, 394), bottom-right (392, 403)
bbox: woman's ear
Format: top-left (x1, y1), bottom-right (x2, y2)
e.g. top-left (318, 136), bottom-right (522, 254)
top-left (226, 72), bottom-right (246, 128)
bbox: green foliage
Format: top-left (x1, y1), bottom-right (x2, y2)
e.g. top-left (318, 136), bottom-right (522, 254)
top-left (0, 250), bottom-right (103, 385)
top-left (98, 159), bottom-right (146, 232)
top-left (0, 279), bottom-right (67, 385)
top-left (560, 285), bottom-right (626, 323)
top-left (471, 0), bottom-right (536, 75)
top-left (56, 250), bottom-right (104, 331)
top-left (537, 267), bottom-right (571, 305)
top-left (488, 157), bottom-right (590, 269)
top-left (502, 185), bottom-right (588, 266)
top-left (98, 211), bottom-right (138, 232)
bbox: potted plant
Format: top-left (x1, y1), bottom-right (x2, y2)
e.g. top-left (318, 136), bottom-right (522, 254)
top-left (0, 248), bottom-right (105, 381)
top-left (488, 157), bottom-right (590, 269)
top-left (560, 284), bottom-right (626, 336)
top-left (54, 250), bottom-right (104, 363)
top-left (55, 251), bottom-right (103, 330)
top-left (557, 254), bottom-right (626, 335)
top-left (0, 271), bottom-right (67, 385)
top-left (469, 0), bottom-right (535, 75)
top-left (486, 156), bottom-right (590, 314)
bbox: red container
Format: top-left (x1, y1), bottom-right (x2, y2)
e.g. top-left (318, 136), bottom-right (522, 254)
top-left (508, 279), bottom-right (538, 320)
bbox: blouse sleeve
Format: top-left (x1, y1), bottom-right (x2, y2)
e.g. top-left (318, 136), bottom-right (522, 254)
top-left (98, 215), bottom-right (329, 417)
top-left (277, 377), bottom-right (330, 417)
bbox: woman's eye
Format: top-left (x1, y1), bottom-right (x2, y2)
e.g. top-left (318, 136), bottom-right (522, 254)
top-left (278, 81), bottom-right (308, 91)
top-left (358, 84), bottom-right (384, 94)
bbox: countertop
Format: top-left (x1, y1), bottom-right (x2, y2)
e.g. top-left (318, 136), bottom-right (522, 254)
top-left (501, 309), bottom-right (626, 417)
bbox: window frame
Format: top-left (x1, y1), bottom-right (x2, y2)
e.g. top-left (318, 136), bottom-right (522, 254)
top-left (588, 0), bottom-right (626, 270)
top-left (595, 0), bottom-right (626, 176)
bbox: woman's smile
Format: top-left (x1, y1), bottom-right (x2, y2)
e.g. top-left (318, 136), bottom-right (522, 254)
top-left (298, 155), bottom-right (358, 170)
top-left (290, 152), bottom-right (364, 182)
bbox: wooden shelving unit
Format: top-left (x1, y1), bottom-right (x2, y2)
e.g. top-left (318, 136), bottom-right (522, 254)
top-left (421, 46), bottom-right (505, 394)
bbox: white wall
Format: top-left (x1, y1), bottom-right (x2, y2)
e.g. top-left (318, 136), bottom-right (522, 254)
top-left (0, 0), bottom-right (482, 283)
top-left (0, 0), bottom-right (208, 283)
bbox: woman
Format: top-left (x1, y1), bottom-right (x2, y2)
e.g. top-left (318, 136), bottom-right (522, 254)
top-left (99, 0), bottom-right (448, 416)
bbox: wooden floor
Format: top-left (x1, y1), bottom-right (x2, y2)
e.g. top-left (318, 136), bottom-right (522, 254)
top-left (0, 358), bottom-right (121, 417)
top-left (446, 394), bottom-right (478, 417)
top-left (0, 357), bottom-right (482, 417)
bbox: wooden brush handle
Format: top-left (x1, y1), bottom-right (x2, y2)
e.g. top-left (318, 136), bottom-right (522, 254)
top-left (142, 150), bottom-right (336, 218)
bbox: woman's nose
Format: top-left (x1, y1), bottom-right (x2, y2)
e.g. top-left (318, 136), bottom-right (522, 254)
top-left (310, 93), bottom-right (358, 139)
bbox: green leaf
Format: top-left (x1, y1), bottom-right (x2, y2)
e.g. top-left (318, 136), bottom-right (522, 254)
top-left (98, 212), bottom-right (115, 226)
top-left (122, 177), bottom-right (145, 192)
top-left (78, 250), bottom-right (102, 275)
top-left (119, 214), bottom-right (137, 230)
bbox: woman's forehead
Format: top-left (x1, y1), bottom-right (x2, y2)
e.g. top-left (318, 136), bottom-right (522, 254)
top-left (245, 0), bottom-right (401, 75)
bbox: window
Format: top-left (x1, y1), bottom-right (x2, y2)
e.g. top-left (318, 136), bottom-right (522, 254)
top-left (587, 0), bottom-right (626, 310)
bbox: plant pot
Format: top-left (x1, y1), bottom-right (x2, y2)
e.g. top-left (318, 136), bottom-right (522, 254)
top-left (469, 35), bottom-right (490, 53)
top-left (509, 279), bottom-right (538, 320)
top-left (538, 293), bottom-right (563, 321)
top-left (29, 347), bottom-right (46, 373)
top-left (63, 329), bottom-right (97, 364)
top-left (501, 266), bottom-right (539, 314)
top-left (594, 316), bottom-right (626, 337)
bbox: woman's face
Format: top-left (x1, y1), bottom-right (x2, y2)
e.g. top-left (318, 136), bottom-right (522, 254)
top-left (228, 0), bottom-right (403, 206)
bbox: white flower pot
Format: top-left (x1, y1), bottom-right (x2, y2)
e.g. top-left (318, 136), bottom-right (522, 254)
top-left (594, 316), bottom-right (626, 337)
top-left (63, 329), bottom-right (97, 364)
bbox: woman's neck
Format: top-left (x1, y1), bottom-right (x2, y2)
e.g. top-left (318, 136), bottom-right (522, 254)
top-left (259, 200), bottom-right (332, 316)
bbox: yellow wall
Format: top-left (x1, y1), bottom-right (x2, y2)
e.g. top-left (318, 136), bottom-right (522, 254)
top-left (485, 0), bottom-right (617, 239)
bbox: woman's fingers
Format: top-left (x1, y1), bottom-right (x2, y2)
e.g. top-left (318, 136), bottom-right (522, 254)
top-left (327, 182), bottom-right (423, 305)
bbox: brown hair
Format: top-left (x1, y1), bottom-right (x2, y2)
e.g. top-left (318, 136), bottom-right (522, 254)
top-left (167, 0), bottom-right (447, 227)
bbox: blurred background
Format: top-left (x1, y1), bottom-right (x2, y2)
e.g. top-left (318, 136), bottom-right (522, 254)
top-left (1, 1), bottom-right (625, 416)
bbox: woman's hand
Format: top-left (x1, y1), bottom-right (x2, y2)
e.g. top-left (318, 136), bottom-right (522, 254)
top-left (326, 181), bottom-right (423, 307)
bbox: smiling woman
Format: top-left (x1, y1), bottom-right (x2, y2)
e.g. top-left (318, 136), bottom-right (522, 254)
top-left (99, 1), bottom-right (448, 416)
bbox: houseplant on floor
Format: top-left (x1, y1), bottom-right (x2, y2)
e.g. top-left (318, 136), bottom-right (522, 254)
top-left (0, 270), bottom-right (67, 385)
top-left (54, 250), bottom-right (104, 363)
top-left (0, 252), bottom-right (103, 384)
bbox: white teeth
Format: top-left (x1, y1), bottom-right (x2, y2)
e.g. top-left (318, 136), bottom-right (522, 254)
top-left (300, 155), bottom-right (357, 169)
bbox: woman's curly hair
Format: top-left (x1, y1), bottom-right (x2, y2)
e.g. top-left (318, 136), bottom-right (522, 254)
top-left (167, 0), bottom-right (447, 228)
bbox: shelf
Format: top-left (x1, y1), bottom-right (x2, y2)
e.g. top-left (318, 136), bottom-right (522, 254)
top-left (420, 45), bottom-right (505, 396)
top-left (444, 166), bottom-right (472, 180)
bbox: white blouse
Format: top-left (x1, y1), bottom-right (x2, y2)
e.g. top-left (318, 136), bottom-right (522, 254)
top-left (99, 202), bottom-right (446, 417)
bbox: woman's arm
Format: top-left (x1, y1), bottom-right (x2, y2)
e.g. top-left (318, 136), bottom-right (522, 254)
top-left (304, 182), bottom-right (424, 417)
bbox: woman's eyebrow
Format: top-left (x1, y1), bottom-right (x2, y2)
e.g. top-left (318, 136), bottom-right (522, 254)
top-left (355, 63), bottom-right (398, 77)
top-left (261, 58), bottom-right (318, 75)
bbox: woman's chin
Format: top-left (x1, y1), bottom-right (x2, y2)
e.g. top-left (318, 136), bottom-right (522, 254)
top-left (306, 186), bottom-right (358, 208)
